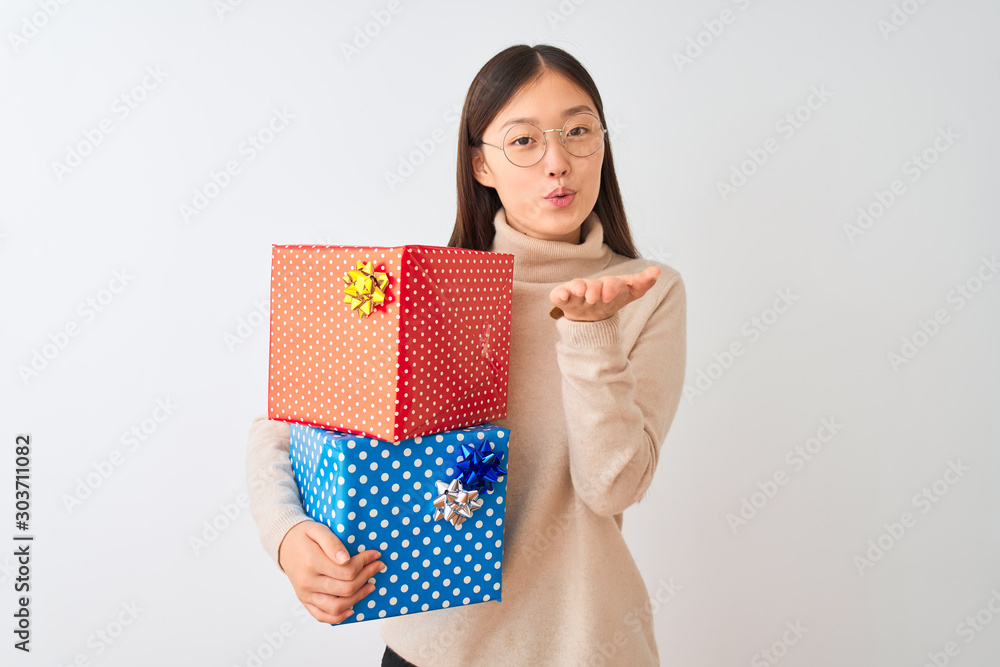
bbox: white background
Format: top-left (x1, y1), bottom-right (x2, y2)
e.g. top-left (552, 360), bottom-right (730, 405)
top-left (2, 1), bottom-right (999, 665)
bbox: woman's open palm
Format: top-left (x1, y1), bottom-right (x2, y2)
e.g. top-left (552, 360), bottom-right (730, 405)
top-left (549, 266), bottom-right (660, 322)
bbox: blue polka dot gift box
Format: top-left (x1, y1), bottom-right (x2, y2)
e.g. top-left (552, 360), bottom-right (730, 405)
top-left (288, 421), bottom-right (509, 625)
top-left (268, 245), bottom-right (514, 443)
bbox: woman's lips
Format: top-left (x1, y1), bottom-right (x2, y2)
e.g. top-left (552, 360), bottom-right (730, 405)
top-left (545, 192), bottom-right (575, 208)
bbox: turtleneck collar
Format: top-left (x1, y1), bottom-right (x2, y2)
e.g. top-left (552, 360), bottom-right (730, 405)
top-left (488, 207), bottom-right (614, 284)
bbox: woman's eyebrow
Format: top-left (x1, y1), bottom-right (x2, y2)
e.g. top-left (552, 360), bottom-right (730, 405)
top-left (500, 104), bottom-right (595, 128)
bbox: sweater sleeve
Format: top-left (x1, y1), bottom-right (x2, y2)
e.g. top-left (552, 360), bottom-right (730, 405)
top-left (553, 270), bottom-right (686, 517)
top-left (245, 414), bottom-right (311, 569)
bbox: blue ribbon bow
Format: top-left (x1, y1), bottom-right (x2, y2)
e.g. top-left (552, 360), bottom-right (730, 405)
top-left (456, 440), bottom-right (507, 494)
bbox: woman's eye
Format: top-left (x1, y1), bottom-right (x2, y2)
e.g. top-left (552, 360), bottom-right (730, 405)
top-left (566, 126), bottom-right (588, 137)
top-left (509, 136), bottom-right (533, 147)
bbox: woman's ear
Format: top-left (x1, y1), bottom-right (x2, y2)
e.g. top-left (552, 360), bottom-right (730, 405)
top-left (471, 147), bottom-right (496, 188)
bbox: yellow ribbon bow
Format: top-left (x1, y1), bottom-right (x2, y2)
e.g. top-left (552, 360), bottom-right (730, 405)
top-left (342, 260), bottom-right (389, 318)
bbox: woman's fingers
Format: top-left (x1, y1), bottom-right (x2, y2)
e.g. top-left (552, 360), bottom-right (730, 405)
top-left (310, 577), bottom-right (379, 620)
top-left (617, 266), bottom-right (660, 301)
top-left (317, 552), bottom-right (387, 597)
top-left (303, 599), bottom-right (346, 624)
top-left (585, 279), bottom-right (605, 304)
top-left (338, 548), bottom-right (384, 580)
top-left (567, 278), bottom-right (588, 297)
top-left (624, 266), bottom-right (659, 290)
top-left (302, 560), bottom-right (383, 623)
top-left (635, 265), bottom-right (661, 291)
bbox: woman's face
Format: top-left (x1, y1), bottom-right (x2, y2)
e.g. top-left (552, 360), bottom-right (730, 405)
top-left (472, 69), bottom-right (604, 244)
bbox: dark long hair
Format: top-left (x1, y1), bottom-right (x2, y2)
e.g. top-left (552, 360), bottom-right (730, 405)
top-left (448, 44), bottom-right (638, 259)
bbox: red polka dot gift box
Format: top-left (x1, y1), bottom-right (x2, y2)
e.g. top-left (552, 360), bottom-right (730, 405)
top-left (288, 422), bottom-right (509, 624)
top-left (268, 245), bottom-right (513, 442)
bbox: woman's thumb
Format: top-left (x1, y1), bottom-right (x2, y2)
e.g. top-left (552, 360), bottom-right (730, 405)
top-left (307, 522), bottom-right (350, 564)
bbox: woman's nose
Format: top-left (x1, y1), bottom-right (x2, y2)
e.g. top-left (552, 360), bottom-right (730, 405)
top-left (541, 137), bottom-right (571, 176)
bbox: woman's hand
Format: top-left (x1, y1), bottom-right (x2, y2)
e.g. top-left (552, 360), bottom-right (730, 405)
top-left (549, 266), bottom-right (661, 322)
top-left (277, 520), bottom-right (386, 624)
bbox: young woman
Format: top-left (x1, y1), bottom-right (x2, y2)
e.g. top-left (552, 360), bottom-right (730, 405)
top-left (246, 44), bottom-right (686, 666)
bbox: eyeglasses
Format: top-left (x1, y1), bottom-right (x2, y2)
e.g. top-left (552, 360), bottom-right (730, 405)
top-left (480, 112), bottom-right (607, 167)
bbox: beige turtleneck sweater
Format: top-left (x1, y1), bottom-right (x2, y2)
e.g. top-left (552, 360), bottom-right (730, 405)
top-left (245, 207), bottom-right (686, 666)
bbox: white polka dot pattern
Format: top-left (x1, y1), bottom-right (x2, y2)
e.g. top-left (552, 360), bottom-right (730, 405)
top-left (289, 422), bottom-right (509, 625)
top-left (268, 245), bottom-right (514, 442)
